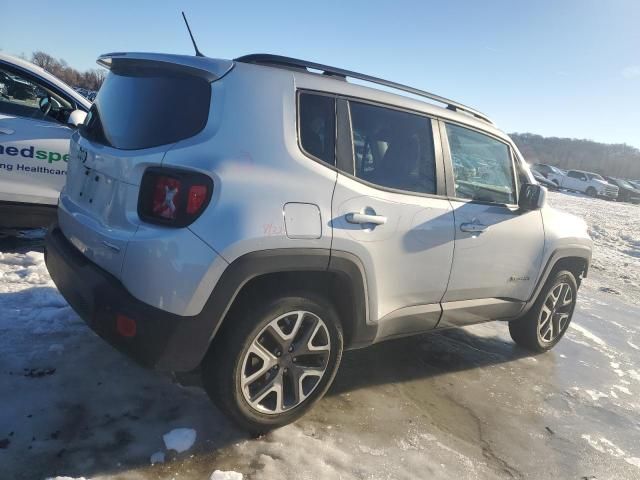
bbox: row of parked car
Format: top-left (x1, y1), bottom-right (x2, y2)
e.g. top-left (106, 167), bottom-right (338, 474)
top-left (72, 86), bottom-right (97, 101)
top-left (530, 163), bottom-right (640, 204)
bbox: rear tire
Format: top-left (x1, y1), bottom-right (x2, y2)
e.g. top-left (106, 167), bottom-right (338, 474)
top-left (586, 187), bottom-right (597, 197)
top-left (201, 293), bottom-right (343, 434)
top-left (509, 270), bottom-right (577, 352)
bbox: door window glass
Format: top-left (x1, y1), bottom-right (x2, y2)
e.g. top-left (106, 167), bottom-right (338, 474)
top-left (0, 66), bottom-right (72, 122)
top-left (350, 101), bottom-right (436, 194)
top-left (299, 93), bottom-right (335, 166)
top-left (446, 123), bottom-right (516, 204)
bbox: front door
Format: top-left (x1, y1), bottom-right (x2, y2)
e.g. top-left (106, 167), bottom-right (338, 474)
top-left (331, 99), bottom-right (455, 339)
top-left (439, 122), bottom-right (544, 327)
top-left (0, 62), bottom-right (75, 205)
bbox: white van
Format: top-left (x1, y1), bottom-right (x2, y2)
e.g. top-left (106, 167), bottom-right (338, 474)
top-left (0, 53), bottom-right (90, 228)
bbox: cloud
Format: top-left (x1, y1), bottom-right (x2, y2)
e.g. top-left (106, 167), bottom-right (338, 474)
top-left (622, 65), bottom-right (640, 79)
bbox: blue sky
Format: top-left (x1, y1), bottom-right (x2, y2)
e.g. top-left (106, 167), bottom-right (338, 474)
top-left (3, 0), bottom-right (639, 147)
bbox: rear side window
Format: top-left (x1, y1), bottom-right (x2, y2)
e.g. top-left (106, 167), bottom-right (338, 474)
top-left (446, 123), bottom-right (516, 204)
top-left (350, 101), bottom-right (436, 195)
top-left (299, 93), bottom-right (336, 166)
top-left (82, 69), bottom-right (211, 150)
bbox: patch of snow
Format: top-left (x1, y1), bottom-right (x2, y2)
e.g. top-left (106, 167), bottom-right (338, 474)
top-left (163, 428), bottom-right (197, 453)
top-left (629, 370), bottom-right (640, 382)
top-left (357, 444), bottom-right (386, 456)
top-left (210, 470), bottom-right (243, 480)
top-left (581, 434), bottom-right (625, 457)
top-left (626, 457), bottom-right (640, 468)
top-left (612, 385), bottom-right (631, 395)
top-left (45, 477), bottom-right (87, 480)
top-left (628, 340), bottom-right (640, 351)
top-left (150, 451), bottom-right (165, 464)
top-left (570, 323), bottom-right (606, 346)
top-left (585, 390), bottom-right (608, 401)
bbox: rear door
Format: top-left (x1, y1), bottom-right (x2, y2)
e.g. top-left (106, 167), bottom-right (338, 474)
top-left (439, 122), bottom-right (544, 327)
top-left (331, 99), bottom-right (455, 338)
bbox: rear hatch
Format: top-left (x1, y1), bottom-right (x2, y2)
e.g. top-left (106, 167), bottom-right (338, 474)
top-left (59, 53), bottom-right (232, 278)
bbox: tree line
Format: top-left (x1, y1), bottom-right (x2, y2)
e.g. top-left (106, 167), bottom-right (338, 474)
top-left (511, 133), bottom-right (640, 180)
top-left (30, 51), bottom-right (106, 91)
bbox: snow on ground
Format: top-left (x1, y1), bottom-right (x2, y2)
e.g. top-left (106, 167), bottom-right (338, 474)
top-left (2, 190), bottom-right (640, 480)
top-left (546, 190), bottom-right (640, 305)
top-left (210, 471), bottom-right (243, 480)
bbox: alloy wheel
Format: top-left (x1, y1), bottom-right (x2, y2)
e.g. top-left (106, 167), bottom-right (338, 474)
top-left (240, 310), bottom-right (331, 414)
top-left (538, 282), bottom-right (573, 343)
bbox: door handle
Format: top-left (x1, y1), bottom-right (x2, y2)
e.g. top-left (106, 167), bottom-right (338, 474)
top-left (460, 222), bottom-right (488, 233)
top-left (346, 212), bottom-right (387, 225)
top-left (0, 128), bottom-right (14, 135)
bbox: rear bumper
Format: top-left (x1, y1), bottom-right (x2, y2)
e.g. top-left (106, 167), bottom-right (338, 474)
top-left (44, 225), bottom-right (220, 371)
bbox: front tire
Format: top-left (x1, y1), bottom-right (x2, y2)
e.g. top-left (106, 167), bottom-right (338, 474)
top-left (202, 294), bottom-right (343, 433)
top-left (586, 187), bottom-right (597, 197)
top-left (509, 270), bottom-right (578, 352)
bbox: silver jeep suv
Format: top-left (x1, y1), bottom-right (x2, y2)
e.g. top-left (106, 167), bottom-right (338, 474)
top-left (45, 52), bottom-right (592, 432)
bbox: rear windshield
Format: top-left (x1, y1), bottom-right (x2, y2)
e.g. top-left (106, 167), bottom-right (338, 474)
top-left (81, 69), bottom-right (211, 150)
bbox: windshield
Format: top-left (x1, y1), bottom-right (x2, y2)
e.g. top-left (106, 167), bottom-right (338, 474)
top-left (81, 68), bottom-right (211, 150)
top-left (587, 173), bottom-right (605, 181)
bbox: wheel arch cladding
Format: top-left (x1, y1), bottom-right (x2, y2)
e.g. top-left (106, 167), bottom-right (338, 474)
top-left (522, 248), bottom-right (590, 316)
top-left (204, 249), bottom-right (374, 363)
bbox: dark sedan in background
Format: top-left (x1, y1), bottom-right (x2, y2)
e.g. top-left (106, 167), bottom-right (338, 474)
top-left (606, 177), bottom-right (640, 204)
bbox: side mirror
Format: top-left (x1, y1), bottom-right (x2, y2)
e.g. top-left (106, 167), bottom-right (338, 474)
top-left (519, 183), bottom-right (547, 211)
top-left (38, 96), bottom-right (51, 114)
top-left (67, 109), bottom-right (87, 127)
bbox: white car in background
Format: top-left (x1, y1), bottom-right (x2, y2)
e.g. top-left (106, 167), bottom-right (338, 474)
top-left (0, 53), bottom-right (90, 229)
top-left (547, 168), bottom-right (618, 199)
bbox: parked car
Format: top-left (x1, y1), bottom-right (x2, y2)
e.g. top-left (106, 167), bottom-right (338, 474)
top-left (45, 52), bottom-right (592, 432)
top-left (531, 169), bottom-right (559, 190)
top-left (0, 53), bottom-right (90, 228)
top-left (547, 169), bottom-right (618, 199)
top-left (530, 163), bottom-right (565, 179)
top-left (605, 177), bottom-right (640, 204)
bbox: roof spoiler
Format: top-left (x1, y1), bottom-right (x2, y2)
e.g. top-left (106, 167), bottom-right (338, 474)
top-left (235, 53), bottom-right (492, 124)
top-left (97, 52), bottom-right (234, 82)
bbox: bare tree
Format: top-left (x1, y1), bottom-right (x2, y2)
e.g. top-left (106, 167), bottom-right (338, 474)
top-left (31, 51), bottom-right (57, 72)
top-left (29, 51), bottom-right (107, 91)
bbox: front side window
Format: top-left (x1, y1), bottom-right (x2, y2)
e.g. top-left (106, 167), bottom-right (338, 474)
top-left (446, 123), bottom-right (516, 204)
top-left (567, 171), bottom-right (584, 179)
top-left (299, 93), bottom-right (335, 166)
top-left (0, 65), bottom-right (72, 123)
top-left (350, 101), bottom-right (436, 194)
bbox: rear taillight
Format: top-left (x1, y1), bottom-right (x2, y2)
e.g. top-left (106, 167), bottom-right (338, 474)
top-left (138, 167), bottom-right (213, 227)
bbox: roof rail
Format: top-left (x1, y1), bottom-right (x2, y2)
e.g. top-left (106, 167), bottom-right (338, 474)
top-left (235, 53), bottom-right (492, 124)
